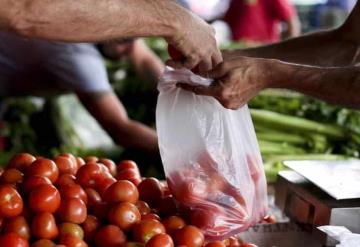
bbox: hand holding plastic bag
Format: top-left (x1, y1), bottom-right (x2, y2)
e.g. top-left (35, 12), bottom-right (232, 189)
top-left (318, 226), bottom-right (360, 247)
top-left (156, 67), bottom-right (268, 240)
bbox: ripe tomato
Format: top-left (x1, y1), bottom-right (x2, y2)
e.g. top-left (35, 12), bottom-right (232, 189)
top-left (223, 236), bottom-right (242, 246)
top-left (0, 233), bottom-right (29, 247)
top-left (133, 219), bottom-right (166, 243)
top-left (117, 160), bottom-right (139, 172)
top-left (92, 202), bottom-right (110, 221)
top-left (27, 158), bottom-right (59, 183)
top-left (75, 157), bottom-right (86, 169)
top-left (172, 178), bottom-right (208, 204)
top-left (142, 213), bottom-right (161, 221)
top-left (96, 177), bottom-right (116, 196)
top-left (55, 174), bottom-right (76, 188)
top-left (0, 185), bottom-right (23, 218)
top-left (59, 234), bottom-right (88, 247)
top-left (81, 215), bottom-right (100, 243)
top-left (98, 158), bottom-right (116, 176)
top-left (61, 153), bottom-right (77, 165)
top-left (58, 222), bottom-right (84, 239)
top-left (29, 184), bottom-right (60, 213)
top-left (103, 180), bottom-right (139, 203)
top-left (263, 215), bottom-right (276, 224)
top-left (31, 239), bottom-right (55, 247)
top-left (4, 216), bottom-right (30, 240)
top-left (162, 216), bottom-right (186, 236)
top-left (156, 195), bottom-right (177, 217)
top-left (137, 178), bottom-right (163, 207)
top-left (122, 242), bottom-right (146, 247)
top-left (22, 176), bottom-right (52, 195)
top-left (31, 213), bottom-right (58, 239)
top-left (84, 156), bottom-right (98, 163)
top-left (0, 168), bottom-right (24, 184)
top-left (116, 169), bottom-right (142, 186)
top-left (174, 225), bottom-right (204, 247)
top-left (75, 163), bottom-right (103, 188)
top-left (8, 153), bottom-right (35, 172)
top-left (54, 155), bottom-right (77, 175)
top-left (94, 225), bottom-right (126, 247)
top-left (59, 184), bottom-right (87, 204)
top-left (84, 188), bottom-right (101, 208)
top-left (108, 202), bottom-right (141, 231)
top-left (135, 200), bottom-right (151, 216)
top-left (145, 233), bottom-right (174, 247)
top-left (240, 244), bottom-right (258, 247)
top-left (206, 241), bottom-right (226, 247)
top-left (189, 207), bottom-right (218, 230)
top-left (58, 198), bottom-right (87, 224)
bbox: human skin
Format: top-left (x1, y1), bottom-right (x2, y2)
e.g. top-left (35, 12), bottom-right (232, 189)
top-left (0, 0), bottom-right (221, 71)
top-left (178, 1), bottom-right (360, 109)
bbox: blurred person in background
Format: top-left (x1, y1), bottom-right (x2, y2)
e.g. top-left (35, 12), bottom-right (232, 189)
top-left (223, 0), bottom-right (301, 44)
top-left (0, 32), bottom-right (163, 156)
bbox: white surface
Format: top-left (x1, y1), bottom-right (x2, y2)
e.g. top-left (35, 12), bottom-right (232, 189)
top-left (284, 160), bottom-right (360, 200)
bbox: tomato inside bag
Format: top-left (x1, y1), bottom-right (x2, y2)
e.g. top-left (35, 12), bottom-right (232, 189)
top-left (156, 67), bottom-right (268, 240)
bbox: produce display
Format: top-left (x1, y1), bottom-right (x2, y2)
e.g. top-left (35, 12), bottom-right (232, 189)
top-left (0, 153), bottom-right (271, 247)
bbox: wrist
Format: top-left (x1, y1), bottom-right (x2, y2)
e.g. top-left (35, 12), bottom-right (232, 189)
top-left (265, 60), bottom-right (293, 89)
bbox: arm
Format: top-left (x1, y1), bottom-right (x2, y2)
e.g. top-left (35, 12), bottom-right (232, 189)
top-left (128, 39), bottom-right (164, 82)
top-left (224, 1), bottom-right (360, 67)
top-left (77, 91), bottom-right (159, 154)
top-left (1, 0), bottom-right (221, 70)
top-left (282, 15), bottom-right (301, 39)
top-left (178, 56), bottom-right (360, 109)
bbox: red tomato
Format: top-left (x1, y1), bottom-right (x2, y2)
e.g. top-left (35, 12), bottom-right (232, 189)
top-left (108, 202), bottom-right (141, 231)
top-left (263, 215), bottom-right (276, 224)
top-left (116, 169), bottom-right (142, 186)
top-left (96, 177), bottom-right (116, 196)
top-left (189, 207), bottom-right (218, 230)
top-left (92, 202), bottom-right (110, 221)
top-left (27, 159), bottom-right (59, 183)
top-left (84, 156), bottom-right (98, 163)
top-left (75, 163), bottom-right (103, 188)
top-left (172, 178), bottom-right (208, 203)
top-left (59, 184), bottom-right (87, 204)
top-left (156, 195), bottom-right (177, 217)
top-left (142, 213), bottom-right (161, 221)
top-left (4, 216), bottom-right (30, 240)
top-left (58, 222), bottom-right (84, 239)
top-left (81, 215), bottom-right (100, 243)
top-left (94, 225), bottom-right (126, 247)
top-left (103, 180), bottom-right (139, 203)
top-left (54, 155), bottom-right (77, 175)
top-left (0, 168), bottom-right (24, 184)
top-left (162, 216), bottom-right (186, 236)
top-left (174, 225), bottom-right (204, 247)
top-left (75, 157), bottom-right (86, 169)
top-left (29, 184), bottom-right (60, 213)
top-left (146, 233), bottom-right (174, 247)
top-left (133, 219), bottom-right (166, 243)
top-left (224, 236), bottom-right (242, 246)
top-left (135, 200), bottom-right (151, 216)
top-left (122, 242), bottom-right (146, 247)
top-left (137, 178), bottom-right (163, 207)
top-left (31, 239), bottom-right (55, 247)
top-left (58, 198), bottom-right (87, 224)
top-left (240, 244), bottom-right (258, 247)
top-left (59, 234), bottom-right (88, 247)
top-left (205, 241), bottom-right (226, 247)
top-left (22, 176), bottom-right (52, 194)
top-left (8, 153), bottom-right (36, 172)
top-left (31, 213), bottom-right (58, 239)
top-left (99, 158), bottom-right (117, 176)
top-left (55, 174), bottom-right (76, 188)
top-left (84, 188), bottom-right (102, 209)
top-left (0, 185), bottom-right (23, 218)
top-left (0, 233), bottom-right (29, 247)
top-left (117, 160), bottom-right (139, 172)
top-left (61, 153), bottom-right (77, 165)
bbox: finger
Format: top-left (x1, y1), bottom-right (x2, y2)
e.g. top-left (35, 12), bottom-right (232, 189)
top-left (183, 56), bottom-right (199, 70)
top-left (197, 56), bottom-right (212, 73)
top-left (206, 63), bottom-right (229, 79)
top-left (177, 83), bottom-right (215, 97)
top-left (165, 59), bottom-right (185, 69)
top-left (212, 50), bottom-right (223, 68)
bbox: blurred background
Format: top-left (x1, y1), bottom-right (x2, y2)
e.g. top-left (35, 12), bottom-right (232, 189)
top-left (0, 0), bottom-right (358, 180)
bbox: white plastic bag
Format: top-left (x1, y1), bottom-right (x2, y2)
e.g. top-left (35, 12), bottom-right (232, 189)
top-left (318, 226), bottom-right (360, 247)
top-left (156, 67), bottom-right (268, 240)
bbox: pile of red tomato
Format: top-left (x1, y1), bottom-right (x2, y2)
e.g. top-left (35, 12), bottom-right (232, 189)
top-left (0, 153), bottom-right (269, 247)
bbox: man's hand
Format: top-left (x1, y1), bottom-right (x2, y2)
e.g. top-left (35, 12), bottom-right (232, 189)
top-left (178, 57), bottom-right (278, 109)
top-left (167, 13), bottom-right (222, 72)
